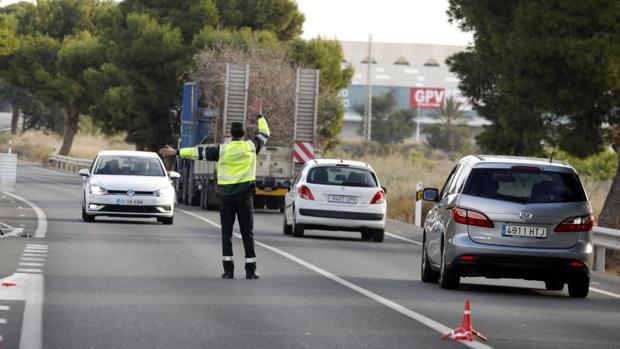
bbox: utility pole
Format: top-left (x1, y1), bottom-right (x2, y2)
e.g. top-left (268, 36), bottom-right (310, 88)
top-left (364, 34), bottom-right (373, 141)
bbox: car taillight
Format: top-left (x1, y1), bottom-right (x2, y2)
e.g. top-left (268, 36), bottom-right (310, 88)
top-left (554, 215), bottom-right (593, 232)
top-left (298, 185), bottom-right (315, 200)
top-left (451, 207), bottom-right (494, 228)
top-left (370, 190), bottom-right (385, 204)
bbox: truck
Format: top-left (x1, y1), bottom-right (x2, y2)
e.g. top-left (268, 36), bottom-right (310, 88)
top-left (175, 63), bottom-right (320, 212)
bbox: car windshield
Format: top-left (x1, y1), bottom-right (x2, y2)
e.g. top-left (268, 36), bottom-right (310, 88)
top-left (462, 168), bottom-right (587, 204)
top-left (93, 156), bottom-right (165, 176)
top-left (307, 165), bottom-right (378, 187)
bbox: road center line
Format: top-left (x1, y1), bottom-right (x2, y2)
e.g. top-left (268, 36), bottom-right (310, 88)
top-left (386, 231), bottom-right (422, 245)
top-left (179, 208), bottom-right (492, 349)
top-left (2, 192), bottom-right (47, 239)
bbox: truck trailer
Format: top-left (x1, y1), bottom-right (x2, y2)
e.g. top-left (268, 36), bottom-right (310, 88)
top-left (175, 64), bottom-right (320, 212)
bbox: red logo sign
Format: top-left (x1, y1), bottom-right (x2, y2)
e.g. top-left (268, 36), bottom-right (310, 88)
top-left (410, 88), bottom-right (445, 108)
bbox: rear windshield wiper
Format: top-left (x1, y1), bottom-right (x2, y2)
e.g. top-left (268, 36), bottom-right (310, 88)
top-left (491, 193), bottom-right (528, 203)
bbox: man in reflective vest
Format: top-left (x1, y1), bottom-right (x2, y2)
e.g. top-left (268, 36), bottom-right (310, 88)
top-left (159, 97), bottom-right (269, 279)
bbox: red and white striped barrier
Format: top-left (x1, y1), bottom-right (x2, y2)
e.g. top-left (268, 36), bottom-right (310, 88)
top-left (292, 141), bottom-right (315, 164)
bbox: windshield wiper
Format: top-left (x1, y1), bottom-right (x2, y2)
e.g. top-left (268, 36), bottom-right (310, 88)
top-left (491, 193), bottom-right (527, 203)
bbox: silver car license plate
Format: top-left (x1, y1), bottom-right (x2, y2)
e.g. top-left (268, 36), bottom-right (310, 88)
top-left (117, 198), bottom-right (144, 206)
top-left (502, 225), bottom-right (547, 238)
top-left (328, 195), bottom-right (357, 204)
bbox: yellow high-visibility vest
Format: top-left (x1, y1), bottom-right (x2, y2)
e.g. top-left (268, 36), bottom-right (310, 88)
top-left (217, 140), bottom-right (257, 185)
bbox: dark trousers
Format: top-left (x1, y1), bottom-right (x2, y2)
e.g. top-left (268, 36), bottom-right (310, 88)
top-left (220, 190), bottom-right (256, 272)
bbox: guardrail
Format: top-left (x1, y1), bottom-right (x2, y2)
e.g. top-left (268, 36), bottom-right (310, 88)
top-left (593, 226), bottom-right (620, 272)
top-left (48, 154), bottom-right (93, 173)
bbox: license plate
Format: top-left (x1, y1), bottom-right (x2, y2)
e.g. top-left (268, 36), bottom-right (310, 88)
top-left (116, 198), bottom-right (144, 206)
top-left (328, 195), bottom-right (357, 204)
top-left (502, 225), bottom-right (547, 238)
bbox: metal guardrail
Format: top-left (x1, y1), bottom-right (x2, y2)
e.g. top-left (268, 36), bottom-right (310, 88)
top-left (593, 226), bottom-right (620, 272)
top-left (48, 154), bottom-right (93, 173)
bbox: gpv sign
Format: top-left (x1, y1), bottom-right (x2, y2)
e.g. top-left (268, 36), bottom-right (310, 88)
top-left (410, 88), bottom-right (445, 108)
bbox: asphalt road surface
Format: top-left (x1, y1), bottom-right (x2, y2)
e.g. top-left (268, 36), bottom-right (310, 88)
top-left (1, 163), bottom-right (619, 349)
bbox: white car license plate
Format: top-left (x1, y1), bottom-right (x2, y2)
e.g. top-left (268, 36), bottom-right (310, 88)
top-left (502, 225), bottom-right (547, 238)
top-left (328, 195), bottom-right (357, 204)
top-left (116, 198), bottom-right (144, 206)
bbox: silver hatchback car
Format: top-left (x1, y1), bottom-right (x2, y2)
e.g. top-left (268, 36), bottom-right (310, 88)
top-left (421, 155), bottom-right (593, 297)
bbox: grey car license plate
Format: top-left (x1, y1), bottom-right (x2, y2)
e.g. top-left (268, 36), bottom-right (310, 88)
top-left (117, 198), bottom-right (144, 205)
top-left (502, 225), bottom-right (547, 238)
top-left (328, 195), bottom-right (357, 204)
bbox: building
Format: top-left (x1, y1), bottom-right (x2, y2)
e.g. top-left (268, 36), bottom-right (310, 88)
top-left (338, 40), bottom-right (489, 141)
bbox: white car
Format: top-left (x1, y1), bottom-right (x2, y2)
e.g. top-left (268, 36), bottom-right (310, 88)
top-left (79, 150), bottom-right (180, 224)
top-left (283, 159), bottom-right (387, 242)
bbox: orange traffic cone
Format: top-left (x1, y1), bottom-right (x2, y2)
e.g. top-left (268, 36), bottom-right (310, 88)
top-left (441, 299), bottom-right (488, 342)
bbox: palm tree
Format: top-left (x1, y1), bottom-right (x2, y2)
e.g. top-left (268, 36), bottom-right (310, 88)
top-left (427, 96), bottom-right (469, 125)
top-left (424, 96), bottom-right (472, 152)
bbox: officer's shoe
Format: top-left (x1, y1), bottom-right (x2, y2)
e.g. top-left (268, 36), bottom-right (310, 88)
top-left (221, 271), bottom-right (234, 279)
top-left (246, 272), bottom-right (259, 280)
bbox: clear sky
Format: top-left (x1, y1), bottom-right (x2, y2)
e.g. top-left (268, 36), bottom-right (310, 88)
top-left (296, 0), bottom-right (473, 46)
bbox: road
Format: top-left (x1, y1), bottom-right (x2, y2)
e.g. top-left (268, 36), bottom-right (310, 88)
top-left (1, 163), bottom-right (619, 348)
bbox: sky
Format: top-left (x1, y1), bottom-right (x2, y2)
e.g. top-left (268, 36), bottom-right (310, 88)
top-left (296, 0), bottom-right (472, 46)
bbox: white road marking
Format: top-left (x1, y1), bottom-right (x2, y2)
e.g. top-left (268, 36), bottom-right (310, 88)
top-left (21, 258), bottom-right (46, 262)
top-left (590, 287), bottom-right (620, 299)
top-left (0, 227), bottom-right (23, 240)
top-left (0, 272), bottom-right (43, 349)
top-left (24, 247), bottom-right (47, 250)
top-left (3, 192), bottom-right (47, 238)
top-left (179, 209), bottom-right (492, 349)
top-left (16, 269), bottom-right (43, 274)
top-left (0, 319), bottom-right (5, 324)
top-left (23, 251), bottom-right (47, 255)
top-left (22, 253), bottom-right (46, 257)
top-left (386, 231), bottom-right (422, 246)
top-left (19, 263), bottom-right (44, 267)
top-left (0, 306), bottom-right (8, 311)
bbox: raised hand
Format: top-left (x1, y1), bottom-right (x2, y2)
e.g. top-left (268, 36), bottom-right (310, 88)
top-left (248, 96), bottom-right (263, 115)
top-left (159, 145), bottom-right (177, 157)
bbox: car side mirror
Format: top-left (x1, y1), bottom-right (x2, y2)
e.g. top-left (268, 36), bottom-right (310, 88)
top-left (168, 171), bottom-right (181, 179)
top-left (78, 168), bottom-right (90, 177)
top-left (381, 186), bottom-right (387, 194)
top-left (422, 188), bottom-right (439, 202)
top-left (281, 180), bottom-right (291, 189)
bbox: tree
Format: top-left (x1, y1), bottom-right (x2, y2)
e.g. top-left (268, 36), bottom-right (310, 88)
top-left (447, 0), bottom-right (620, 229)
top-left (0, 0), bottom-right (104, 155)
top-left (425, 96), bottom-right (472, 152)
top-left (215, 0), bottom-right (304, 40)
top-left (87, 9), bottom-right (186, 150)
top-left (355, 90), bottom-right (416, 144)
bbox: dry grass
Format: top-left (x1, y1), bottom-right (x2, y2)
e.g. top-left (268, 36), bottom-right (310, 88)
top-left (327, 145), bottom-right (457, 222)
top-left (0, 130), bottom-right (135, 165)
top-left (328, 144), bottom-right (611, 223)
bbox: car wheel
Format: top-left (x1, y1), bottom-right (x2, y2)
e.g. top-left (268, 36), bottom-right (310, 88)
top-left (282, 214), bottom-right (292, 235)
top-left (361, 230), bottom-right (373, 240)
top-left (158, 216), bottom-right (174, 225)
top-left (81, 206), bottom-right (95, 222)
top-left (545, 279), bottom-right (564, 291)
top-left (568, 276), bottom-right (589, 298)
top-left (438, 239), bottom-right (460, 289)
top-left (372, 229), bottom-right (384, 242)
top-left (292, 212), bottom-right (304, 237)
top-left (421, 233), bottom-right (440, 283)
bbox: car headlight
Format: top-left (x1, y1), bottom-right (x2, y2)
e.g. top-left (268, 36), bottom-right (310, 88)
top-left (155, 187), bottom-right (174, 197)
top-left (90, 185), bottom-right (107, 195)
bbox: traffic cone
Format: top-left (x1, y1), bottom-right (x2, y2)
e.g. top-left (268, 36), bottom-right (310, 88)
top-left (441, 299), bottom-right (488, 342)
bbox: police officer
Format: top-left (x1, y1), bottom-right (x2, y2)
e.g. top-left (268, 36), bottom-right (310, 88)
top-left (159, 97), bottom-right (269, 280)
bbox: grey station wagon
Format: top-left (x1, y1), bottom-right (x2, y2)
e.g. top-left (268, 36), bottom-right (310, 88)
top-left (421, 155), bottom-right (593, 297)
